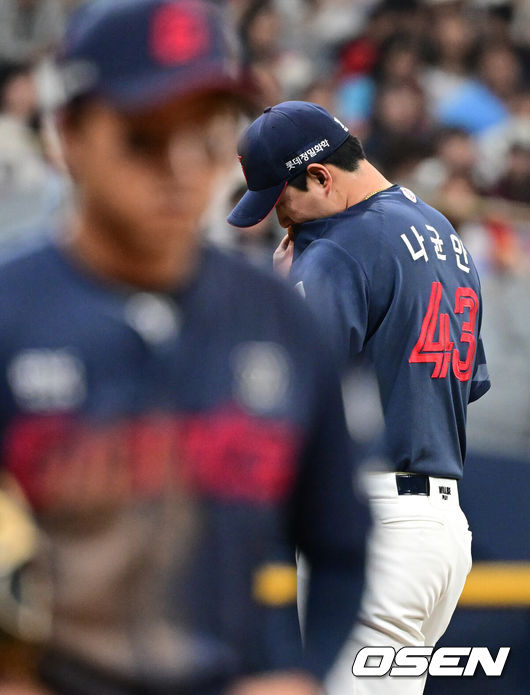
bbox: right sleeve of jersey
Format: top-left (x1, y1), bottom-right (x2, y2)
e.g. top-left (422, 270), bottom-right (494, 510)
top-left (469, 335), bottom-right (490, 403)
top-left (290, 239), bottom-right (370, 367)
top-left (469, 285), bottom-right (491, 403)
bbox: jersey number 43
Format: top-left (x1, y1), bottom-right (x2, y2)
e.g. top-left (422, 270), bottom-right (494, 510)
top-left (409, 281), bottom-right (478, 382)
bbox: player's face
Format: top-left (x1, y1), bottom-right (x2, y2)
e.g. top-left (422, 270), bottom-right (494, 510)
top-left (275, 175), bottom-right (333, 229)
top-left (62, 94), bottom-right (237, 255)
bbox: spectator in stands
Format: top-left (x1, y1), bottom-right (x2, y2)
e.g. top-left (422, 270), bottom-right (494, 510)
top-left (478, 88), bottom-right (530, 187)
top-left (363, 81), bottom-right (433, 175)
top-left (476, 42), bottom-right (523, 107)
top-left (488, 142), bottom-right (530, 204)
top-left (239, 0), bottom-right (313, 100)
top-left (423, 9), bottom-right (476, 110)
top-left (0, 61), bottom-right (67, 243)
top-left (0, 0), bottom-right (65, 63)
top-left (409, 126), bottom-right (480, 196)
top-left (424, 10), bottom-right (509, 133)
top-left (0, 60), bottom-right (37, 124)
top-left (0, 62), bottom-right (43, 199)
top-left (373, 33), bottom-right (425, 87)
top-left (239, 0), bottom-right (280, 65)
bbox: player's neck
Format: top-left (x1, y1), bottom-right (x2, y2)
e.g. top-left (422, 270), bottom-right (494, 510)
top-left (65, 211), bottom-right (200, 292)
top-left (343, 160), bottom-right (393, 209)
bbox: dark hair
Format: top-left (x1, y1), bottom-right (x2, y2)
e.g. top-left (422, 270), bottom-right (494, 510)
top-left (0, 61), bottom-right (31, 108)
top-left (59, 93), bottom-right (96, 129)
top-left (288, 134), bottom-right (365, 191)
top-left (434, 126), bottom-right (471, 149)
top-left (239, 0), bottom-right (275, 63)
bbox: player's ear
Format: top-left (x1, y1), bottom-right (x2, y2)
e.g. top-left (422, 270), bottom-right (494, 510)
top-left (306, 163), bottom-right (332, 192)
top-left (57, 112), bottom-right (80, 178)
top-left (56, 98), bottom-right (97, 177)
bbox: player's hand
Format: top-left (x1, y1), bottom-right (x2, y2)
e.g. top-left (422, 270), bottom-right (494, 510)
top-left (226, 671), bottom-right (321, 695)
top-left (273, 233), bottom-right (294, 277)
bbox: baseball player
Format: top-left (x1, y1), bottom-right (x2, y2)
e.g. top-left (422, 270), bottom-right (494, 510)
top-left (0, 15), bottom-right (369, 695)
top-left (228, 101), bottom-right (491, 695)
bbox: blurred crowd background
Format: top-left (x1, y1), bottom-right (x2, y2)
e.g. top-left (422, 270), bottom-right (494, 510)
top-left (0, 0), bottom-right (528, 693)
top-left (1, 0), bottom-right (528, 459)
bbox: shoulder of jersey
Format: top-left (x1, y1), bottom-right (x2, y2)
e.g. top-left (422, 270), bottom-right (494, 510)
top-left (315, 186), bottom-right (427, 260)
top-left (393, 186), bottom-right (420, 205)
top-left (0, 237), bottom-right (56, 289)
top-left (344, 186), bottom-right (426, 235)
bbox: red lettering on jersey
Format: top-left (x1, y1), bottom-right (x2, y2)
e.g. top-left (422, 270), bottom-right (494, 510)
top-left (3, 409), bottom-right (300, 512)
top-left (409, 282), bottom-right (479, 382)
top-left (183, 412), bottom-right (298, 502)
top-left (452, 287), bottom-right (478, 381)
top-left (409, 281), bottom-right (453, 378)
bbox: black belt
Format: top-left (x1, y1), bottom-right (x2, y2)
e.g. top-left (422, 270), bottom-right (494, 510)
top-left (395, 473), bottom-right (430, 496)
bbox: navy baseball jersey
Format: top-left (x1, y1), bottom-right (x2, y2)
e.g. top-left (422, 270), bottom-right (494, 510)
top-left (290, 185), bottom-right (490, 480)
top-left (0, 239), bottom-right (367, 690)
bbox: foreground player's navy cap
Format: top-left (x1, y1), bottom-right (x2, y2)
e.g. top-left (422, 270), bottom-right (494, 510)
top-left (57, 0), bottom-right (247, 111)
top-left (227, 101), bottom-right (350, 228)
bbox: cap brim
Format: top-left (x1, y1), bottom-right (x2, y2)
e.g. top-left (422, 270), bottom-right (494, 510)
top-left (60, 61), bottom-right (257, 114)
top-left (227, 181), bottom-right (287, 228)
top-left (109, 69), bottom-right (256, 113)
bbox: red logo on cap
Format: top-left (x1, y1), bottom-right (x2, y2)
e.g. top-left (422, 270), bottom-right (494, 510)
top-left (150, 3), bottom-right (210, 65)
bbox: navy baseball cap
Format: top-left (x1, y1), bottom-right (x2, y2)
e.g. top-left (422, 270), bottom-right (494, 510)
top-left (227, 101), bottom-right (350, 228)
top-left (57, 0), bottom-right (248, 111)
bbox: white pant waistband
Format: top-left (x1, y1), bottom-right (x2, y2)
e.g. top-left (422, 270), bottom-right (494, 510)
top-left (360, 471), bottom-right (460, 506)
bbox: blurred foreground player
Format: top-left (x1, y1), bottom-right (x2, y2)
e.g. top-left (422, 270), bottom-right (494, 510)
top-left (228, 101), bottom-right (490, 695)
top-left (0, 11), bottom-right (368, 695)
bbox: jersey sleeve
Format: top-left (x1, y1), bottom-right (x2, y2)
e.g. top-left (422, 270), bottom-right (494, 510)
top-left (469, 337), bottom-right (490, 403)
top-left (468, 277), bottom-right (491, 403)
top-left (290, 239), bottom-right (370, 367)
top-left (469, 306), bottom-right (491, 404)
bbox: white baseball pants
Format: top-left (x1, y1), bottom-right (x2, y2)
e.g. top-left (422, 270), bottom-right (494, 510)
top-left (300, 472), bottom-right (473, 695)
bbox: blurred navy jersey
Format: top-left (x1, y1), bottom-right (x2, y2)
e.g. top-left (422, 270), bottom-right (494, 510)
top-left (290, 185), bottom-right (490, 480)
top-left (0, 240), bottom-right (367, 689)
